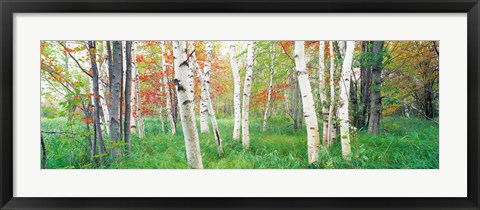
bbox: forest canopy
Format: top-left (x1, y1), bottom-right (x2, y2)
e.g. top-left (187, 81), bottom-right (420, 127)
top-left (40, 40), bottom-right (439, 169)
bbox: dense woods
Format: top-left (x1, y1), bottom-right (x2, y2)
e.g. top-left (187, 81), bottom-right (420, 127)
top-left (41, 40), bottom-right (439, 169)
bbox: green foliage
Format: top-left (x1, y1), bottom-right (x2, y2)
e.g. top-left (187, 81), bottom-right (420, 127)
top-left (42, 116), bottom-right (438, 169)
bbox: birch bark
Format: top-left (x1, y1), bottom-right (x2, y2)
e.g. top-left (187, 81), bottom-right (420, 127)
top-left (319, 41), bottom-right (329, 145)
top-left (132, 41), bottom-right (144, 138)
top-left (199, 42), bottom-right (212, 133)
top-left (262, 42), bottom-right (276, 132)
top-left (173, 41), bottom-right (203, 169)
top-left (190, 42), bottom-right (224, 156)
top-left (294, 41), bottom-right (320, 164)
top-left (327, 41), bottom-right (336, 145)
top-left (161, 41), bottom-right (177, 134)
top-left (241, 41), bottom-right (255, 149)
top-left (229, 42), bottom-right (242, 141)
top-left (339, 41), bottom-right (354, 159)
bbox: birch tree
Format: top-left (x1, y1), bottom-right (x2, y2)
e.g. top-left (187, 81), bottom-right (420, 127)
top-left (241, 41), bottom-right (255, 149)
top-left (262, 42), bottom-right (276, 132)
top-left (161, 41), bottom-right (176, 135)
top-left (318, 41), bottom-right (329, 145)
top-left (199, 42), bottom-right (212, 133)
top-left (173, 41), bottom-right (203, 169)
top-left (109, 41), bottom-right (122, 157)
top-left (190, 42), bottom-right (224, 156)
top-left (338, 41), bottom-right (354, 159)
top-left (130, 51), bottom-right (137, 134)
top-left (294, 41), bottom-right (320, 164)
top-left (133, 41), bottom-right (145, 138)
top-left (229, 42), bottom-right (241, 141)
top-left (327, 41), bottom-right (337, 145)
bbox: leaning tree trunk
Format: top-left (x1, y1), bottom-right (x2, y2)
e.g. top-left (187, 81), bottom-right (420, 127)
top-left (367, 41), bottom-right (384, 134)
top-left (327, 41), bottom-right (336, 145)
top-left (199, 42), bottom-right (212, 133)
top-left (338, 41), bottom-right (355, 160)
top-left (161, 41), bottom-right (177, 135)
top-left (229, 42), bottom-right (242, 141)
top-left (87, 41), bottom-right (105, 163)
top-left (189, 41), bottom-right (224, 155)
top-left (173, 41), bottom-right (203, 169)
top-left (318, 41), bottom-right (329, 145)
top-left (241, 41), bottom-right (255, 149)
top-left (294, 41), bottom-right (320, 164)
top-left (124, 41), bottom-right (132, 153)
top-left (109, 41), bottom-right (123, 157)
top-left (263, 42), bottom-right (276, 132)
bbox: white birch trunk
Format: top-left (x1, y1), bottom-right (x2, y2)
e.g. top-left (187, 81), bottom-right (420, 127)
top-left (173, 41), bottom-right (203, 169)
top-left (262, 43), bottom-right (276, 132)
top-left (192, 53), bottom-right (225, 156)
top-left (318, 41), bottom-right (328, 145)
top-left (199, 41), bottom-right (211, 133)
top-left (98, 61), bottom-right (110, 135)
top-left (133, 42), bottom-right (144, 138)
top-left (241, 41), bottom-right (255, 149)
top-left (130, 42), bottom-right (137, 133)
top-left (229, 42), bottom-right (242, 141)
top-left (294, 41), bottom-right (321, 164)
top-left (339, 41), bottom-right (354, 159)
top-left (161, 41), bottom-right (177, 135)
top-left (327, 41), bottom-right (336, 145)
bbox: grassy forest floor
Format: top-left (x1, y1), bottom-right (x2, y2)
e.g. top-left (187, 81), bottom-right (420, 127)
top-left (41, 117), bottom-right (439, 169)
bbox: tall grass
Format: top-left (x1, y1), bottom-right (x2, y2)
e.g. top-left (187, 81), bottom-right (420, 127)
top-left (41, 116), bottom-right (439, 169)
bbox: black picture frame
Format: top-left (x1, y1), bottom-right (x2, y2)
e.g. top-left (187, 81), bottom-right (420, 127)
top-left (1, 0), bottom-right (479, 209)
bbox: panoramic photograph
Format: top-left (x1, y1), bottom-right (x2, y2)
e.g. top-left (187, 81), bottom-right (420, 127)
top-left (40, 40), bottom-right (439, 169)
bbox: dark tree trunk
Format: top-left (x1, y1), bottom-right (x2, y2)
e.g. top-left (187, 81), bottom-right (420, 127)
top-left (367, 41), bottom-right (384, 134)
top-left (424, 82), bottom-right (434, 119)
top-left (41, 134), bottom-right (47, 169)
top-left (87, 41), bottom-right (106, 163)
top-left (350, 75), bottom-right (359, 128)
top-left (120, 43), bottom-right (124, 143)
top-left (124, 41), bottom-right (132, 153)
top-left (109, 41), bottom-right (123, 157)
top-left (359, 41), bottom-right (372, 129)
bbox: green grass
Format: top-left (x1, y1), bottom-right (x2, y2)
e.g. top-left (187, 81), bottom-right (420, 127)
top-left (41, 116), bottom-right (439, 169)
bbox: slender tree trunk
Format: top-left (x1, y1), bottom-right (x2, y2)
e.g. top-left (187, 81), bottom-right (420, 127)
top-left (41, 134), bottom-right (47, 169)
top-left (241, 41), bottom-right (255, 149)
top-left (360, 41), bottom-right (372, 129)
top-left (98, 59), bottom-right (110, 135)
top-left (130, 51), bottom-right (137, 133)
top-left (124, 41), bottom-right (132, 153)
top-left (367, 41), bottom-right (384, 134)
top-left (161, 41), bottom-right (176, 135)
top-left (263, 42), bottom-right (276, 132)
top-left (109, 41), bottom-right (122, 157)
top-left (191, 44), bottom-right (225, 156)
top-left (229, 42), bottom-right (242, 141)
top-left (338, 41), bottom-right (355, 160)
top-left (319, 41), bottom-right (329, 145)
top-left (327, 41), bottom-right (336, 145)
top-left (294, 41), bottom-right (320, 164)
top-left (87, 41), bottom-right (106, 163)
top-left (199, 41), bottom-right (212, 133)
top-left (120, 42), bottom-right (125, 142)
top-left (133, 41), bottom-right (145, 138)
top-left (173, 41), bottom-right (203, 169)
